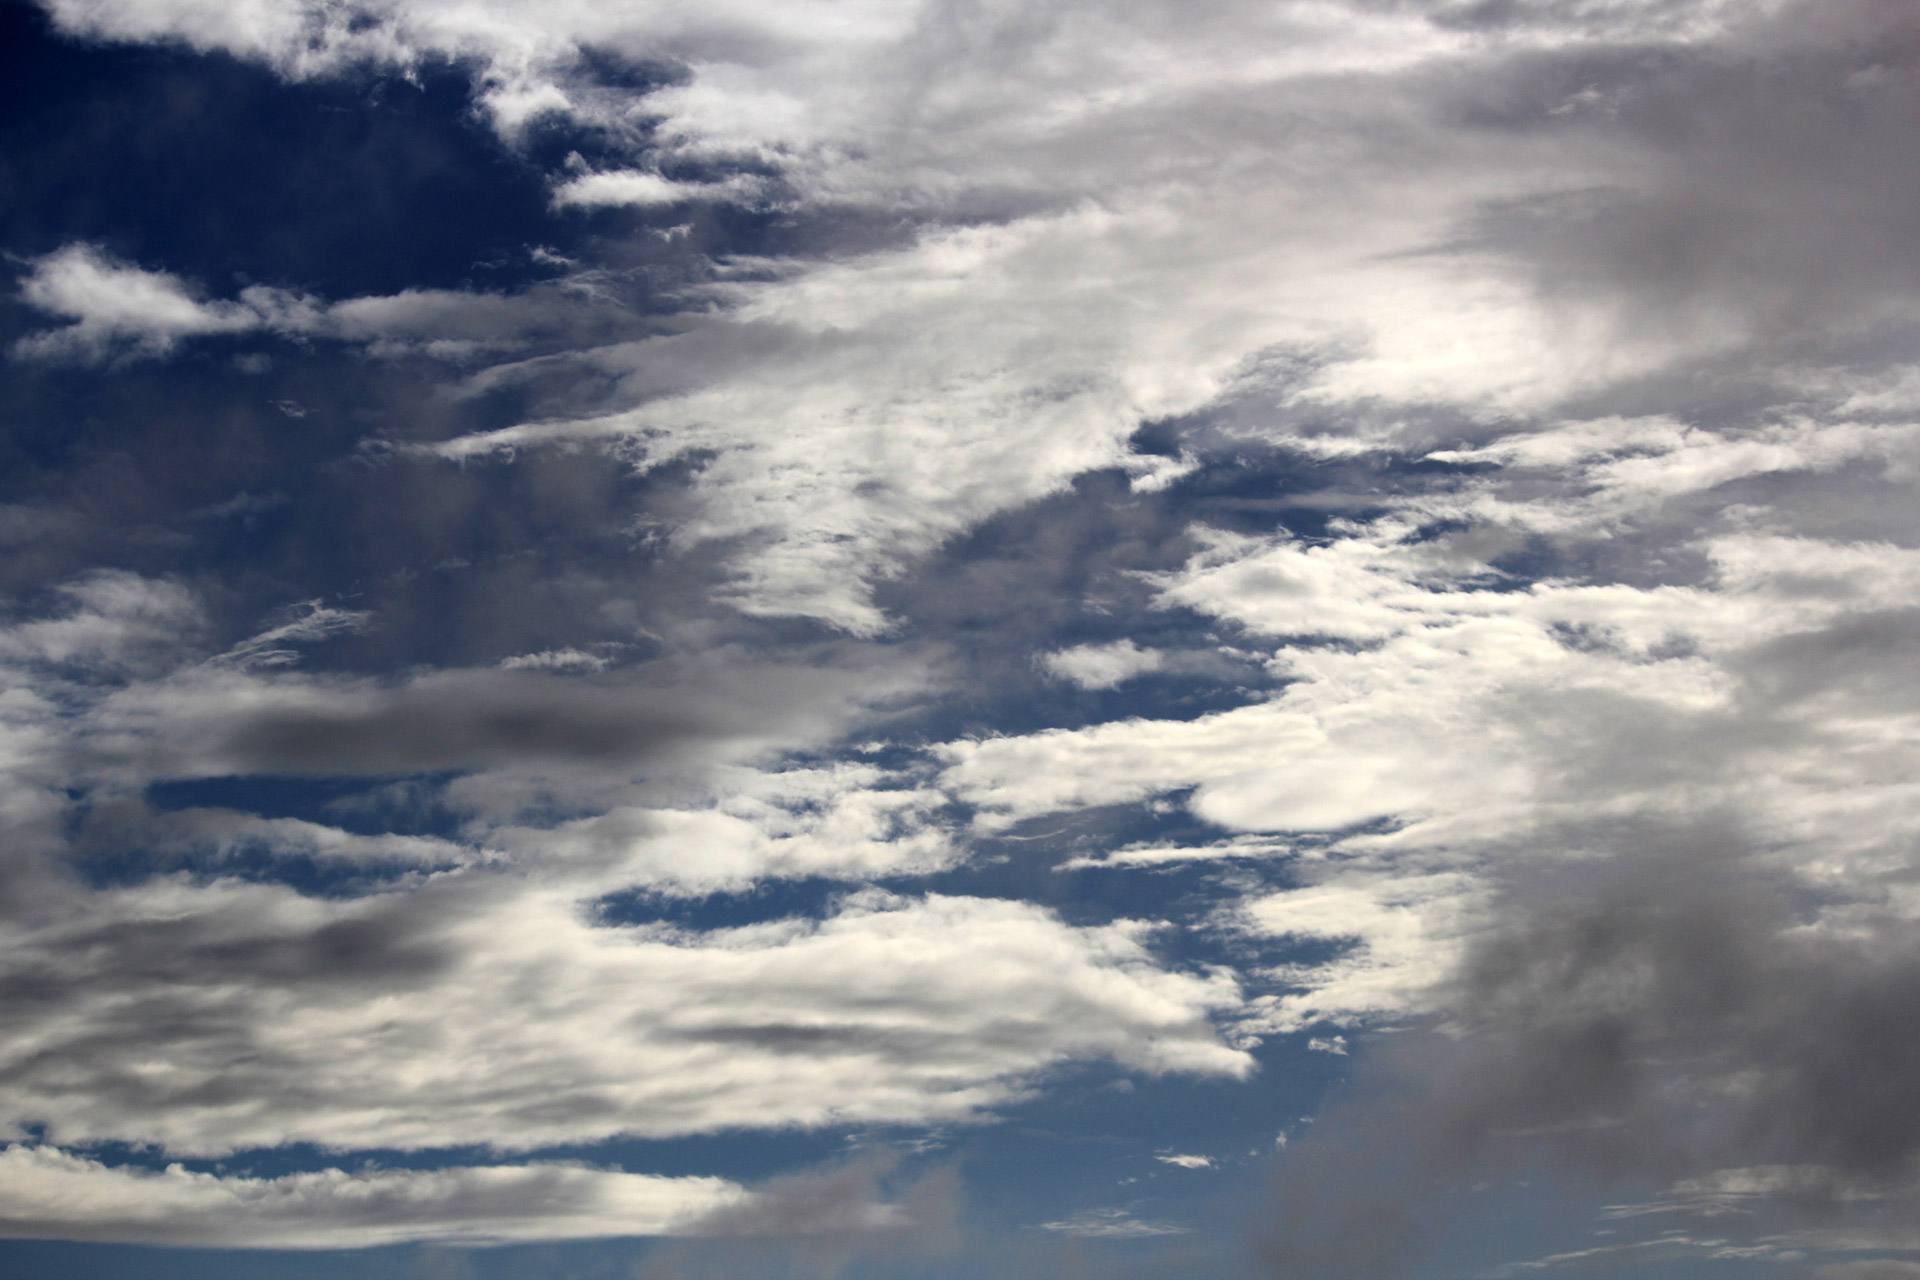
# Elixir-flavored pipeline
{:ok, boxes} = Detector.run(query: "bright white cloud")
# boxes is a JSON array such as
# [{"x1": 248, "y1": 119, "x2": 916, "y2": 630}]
[
  {"x1": 33, "y1": 1, "x2": 1785, "y2": 189},
  {"x1": 552, "y1": 169, "x2": 764, "y2": 208},
  {"x1": 10, "y1": 244, "x2": 268, "y2": 360},
  {"x1": 0, "y1": 1146, "x2": 744, "y2": 1247},
  {"x1": 1040, "y1": 640, "x2": 1164, "y2": 690},
  {"x1": 1155, "y1": 1153, "x2": 1213, "y2": 1169},
  {"x1": 947, "y1": 495, "x2": 1920, "y2": 854},
  {"x1": 11, "y1": 244, "x2": 640, "y2": 365},
  {"x1": 943, "y1": 400, "x2": 1920, "y2": 1034},
  {"x1": 0, "y1": 878, "x2": 1249, "y2": 1155},
  {"x1": 1240, "y1": 873, "x2": 1486, "y2": 1033},
  {"x1": 488, "y1": 763, "x2": 959, "y2": 892},
  {"x1": 499, "y1": 647, "x2": 611, "y2": 672},
  {"x1": 1056, "y1": 835, "x2": 1291, "y2": 871}
]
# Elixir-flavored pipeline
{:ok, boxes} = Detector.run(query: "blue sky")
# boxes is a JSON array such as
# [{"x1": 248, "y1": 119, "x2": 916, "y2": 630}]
[{"x1": 3, "y1": 1, "x2": 1920, "y2": 1276}]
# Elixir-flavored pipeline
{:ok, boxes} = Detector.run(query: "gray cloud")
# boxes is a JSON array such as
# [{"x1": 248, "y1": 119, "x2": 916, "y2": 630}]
[
  {"x1": 1442, "y1": 0, "x2": 1920, "y2": 388},
  {"x1": 643, "y1": 1154, "x2": 961, "y2": 1280},
  {"x1": 685, "y1": 1153, "x2": 953, "y2": 1239},
  {"x1": 1252, "y1": 821, "x2": 1920, "y2": 1277},
  {"x1": 1814, "y1": 1264, "x2": 1920, "y2": 1280},
  {"x1": 207, "y1": 670, "x2": 723, "y2": 774},
  {"x1": 57, "y1": 635, "x2": 923, "y2": 795},
  {"x1": 1430, "y1": 832, "x2": 1920, "y2": 1183}
]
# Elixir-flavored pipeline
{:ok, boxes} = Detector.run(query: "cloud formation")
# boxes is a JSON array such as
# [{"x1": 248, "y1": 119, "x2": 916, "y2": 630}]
[
  {"x1": 8, "y1": 0, "x2": 1920, "y2": 1266},
  {"x1": 12, "y1": 243, "x2": 644, "y2": 364},
  {"x1": 0, "y1": 876, "x2": 1248, "y2": 1155},
  {"x1": 0, "y1": 1146, "x2": 743, "y2": 1247}
]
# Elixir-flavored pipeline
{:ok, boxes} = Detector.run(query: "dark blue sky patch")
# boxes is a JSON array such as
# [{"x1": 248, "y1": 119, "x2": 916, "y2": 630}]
[
  {"x1": 1181, "y1": 446, "x2": 1489, "y2": 542},
  {"x1": 67, "y1": 837, "x2": 445, "y2": 898},
  {"x1": 594, "y1": 876, "x2": 853, "y2": 931},
  {"x1": 146, "y1": 775, "x2": 469, "y2": 839},
  {"x1": 581, "y1": 816, "x2": 1337, "y2": 991},
  {"x1": 0, "y1": 348, "x2": 716, "y2": 667},
  {"x1": 934, "y1": 1043, "x2": 1355, "y2": 1274},
  {"x1": 0, "y1": 350, "x2": 588, "y2": 633},
  {"x1": 0, "y1": 4, "x2": 560, "y2": 299},
  {"x1": 873, "y1": 471, "x2": 1279, "y2": 743},
  {"x1": 511, "y1": 1129, "x2": 859, "y2": 1189},
  {"x1": 590, "y1": 853, "x2": 1324, "y2": 975}
]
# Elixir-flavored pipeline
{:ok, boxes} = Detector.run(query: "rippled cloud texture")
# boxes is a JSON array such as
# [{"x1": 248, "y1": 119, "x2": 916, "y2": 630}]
[{"x1": 3, "y1": 1, "x2": 1919, "y2": 1276}]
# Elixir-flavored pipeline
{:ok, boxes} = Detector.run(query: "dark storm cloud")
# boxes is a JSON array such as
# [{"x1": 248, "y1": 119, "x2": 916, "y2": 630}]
[
  {"x1": 208, "y1": 670, "x2": 723, "y2": 775},
  {"x1": 686, "y1": 1154, "x2": 952, "y2": 1239},
  {"x1": 82, "y1": 653, "x2": 911, "y2": 791},
  {"x1": 1732, "y1": 607, "x2": 1920, "y2": 713},
  {"x1": 1426, "y1": 832, "x2": 1920, "y2": 1183},
  {"x1": 1254, "y1": 822, "x2": 1920, "y2": 1278},
  {"x1": 643, "y1": 1155, "x2": 960, "y2": 1280},
  {"x1": 1443, "y1": 0, "x2": 1920, "y2": 374}
]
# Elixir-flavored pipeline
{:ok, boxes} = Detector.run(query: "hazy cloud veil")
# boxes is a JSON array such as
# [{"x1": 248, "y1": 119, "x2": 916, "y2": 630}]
[{"x1": 2, "y1": 0, "x2": 1919, "y2": 1276}]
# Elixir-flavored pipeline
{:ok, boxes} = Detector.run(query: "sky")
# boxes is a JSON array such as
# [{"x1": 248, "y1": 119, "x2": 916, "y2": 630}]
[{"x1": 2, "y1": 0, "x2": 1920, "y2": 1276}]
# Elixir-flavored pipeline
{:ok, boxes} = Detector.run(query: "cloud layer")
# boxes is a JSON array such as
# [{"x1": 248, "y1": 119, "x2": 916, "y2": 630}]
[{"x1": 7, "y1": 0, "x2": 1920, "y2": 1266}]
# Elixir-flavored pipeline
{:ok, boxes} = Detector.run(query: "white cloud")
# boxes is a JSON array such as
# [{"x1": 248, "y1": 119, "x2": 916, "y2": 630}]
[
  {"x1": 1155, "y1": 1153, "x2": 1213, "y2": 1169},
  {"x1": 552, "y1": 170, "x2": 765, "y2": 208},
  {"x1": 0, "y1": 580, "x2": 1248, "y2": 1160},
  {"x1": 11, "y1": 244, "x2": 271, "y2": 360},
  {"x1": 1038, "y1": 1207, "x2": 1190, "y2": 1237},
  {"x1": 35, "y1": 2, "x2": 1910, "y2": 630},
  {"x1": 941, "y1": 399, "x2": 1920, "y2": 1036},
  {"x1": 0, "y1": 571, "x2": 203, "y2": 673},
  {"x1": 34, "y1": 1, "x2": 1783, "y2": 193},
  {"x1": 0, "y1": 879, "x2": 1249, "y2": 1155},
  {"x1": 35, "y1": 0, "x2": 1842, "y2": 628},
  {"x1": 488, "y1": 762, "x2": 959, "y2": 892},
  {"x1": 140, "y1": 809, "x2": 471, "y2": 868},
  {"x1": 945, "y1": 506, "x2": 1920, "y2": 852},
  {"x1": 1239, "y1": 873, "x2": 1486, "y2": 1033},
  {"x1": 0, "y1": 1145, "x2": 743, "y2": 1247},
  {"x1": 212, "y1": 603, "x2": 371, "y2": 671},
  {"x1": 11, "y1": 245, "x2": 635, "y2": 365},
  {"x1": 1040, "y1": 639, "x2": 1163, "y2": 690},
  {"x1": 1056, "y1": 835, "x2": 1291, "y2": 871},
  {"x1": 499, "y1": 647, "x2": 611, "y2": 672}
]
